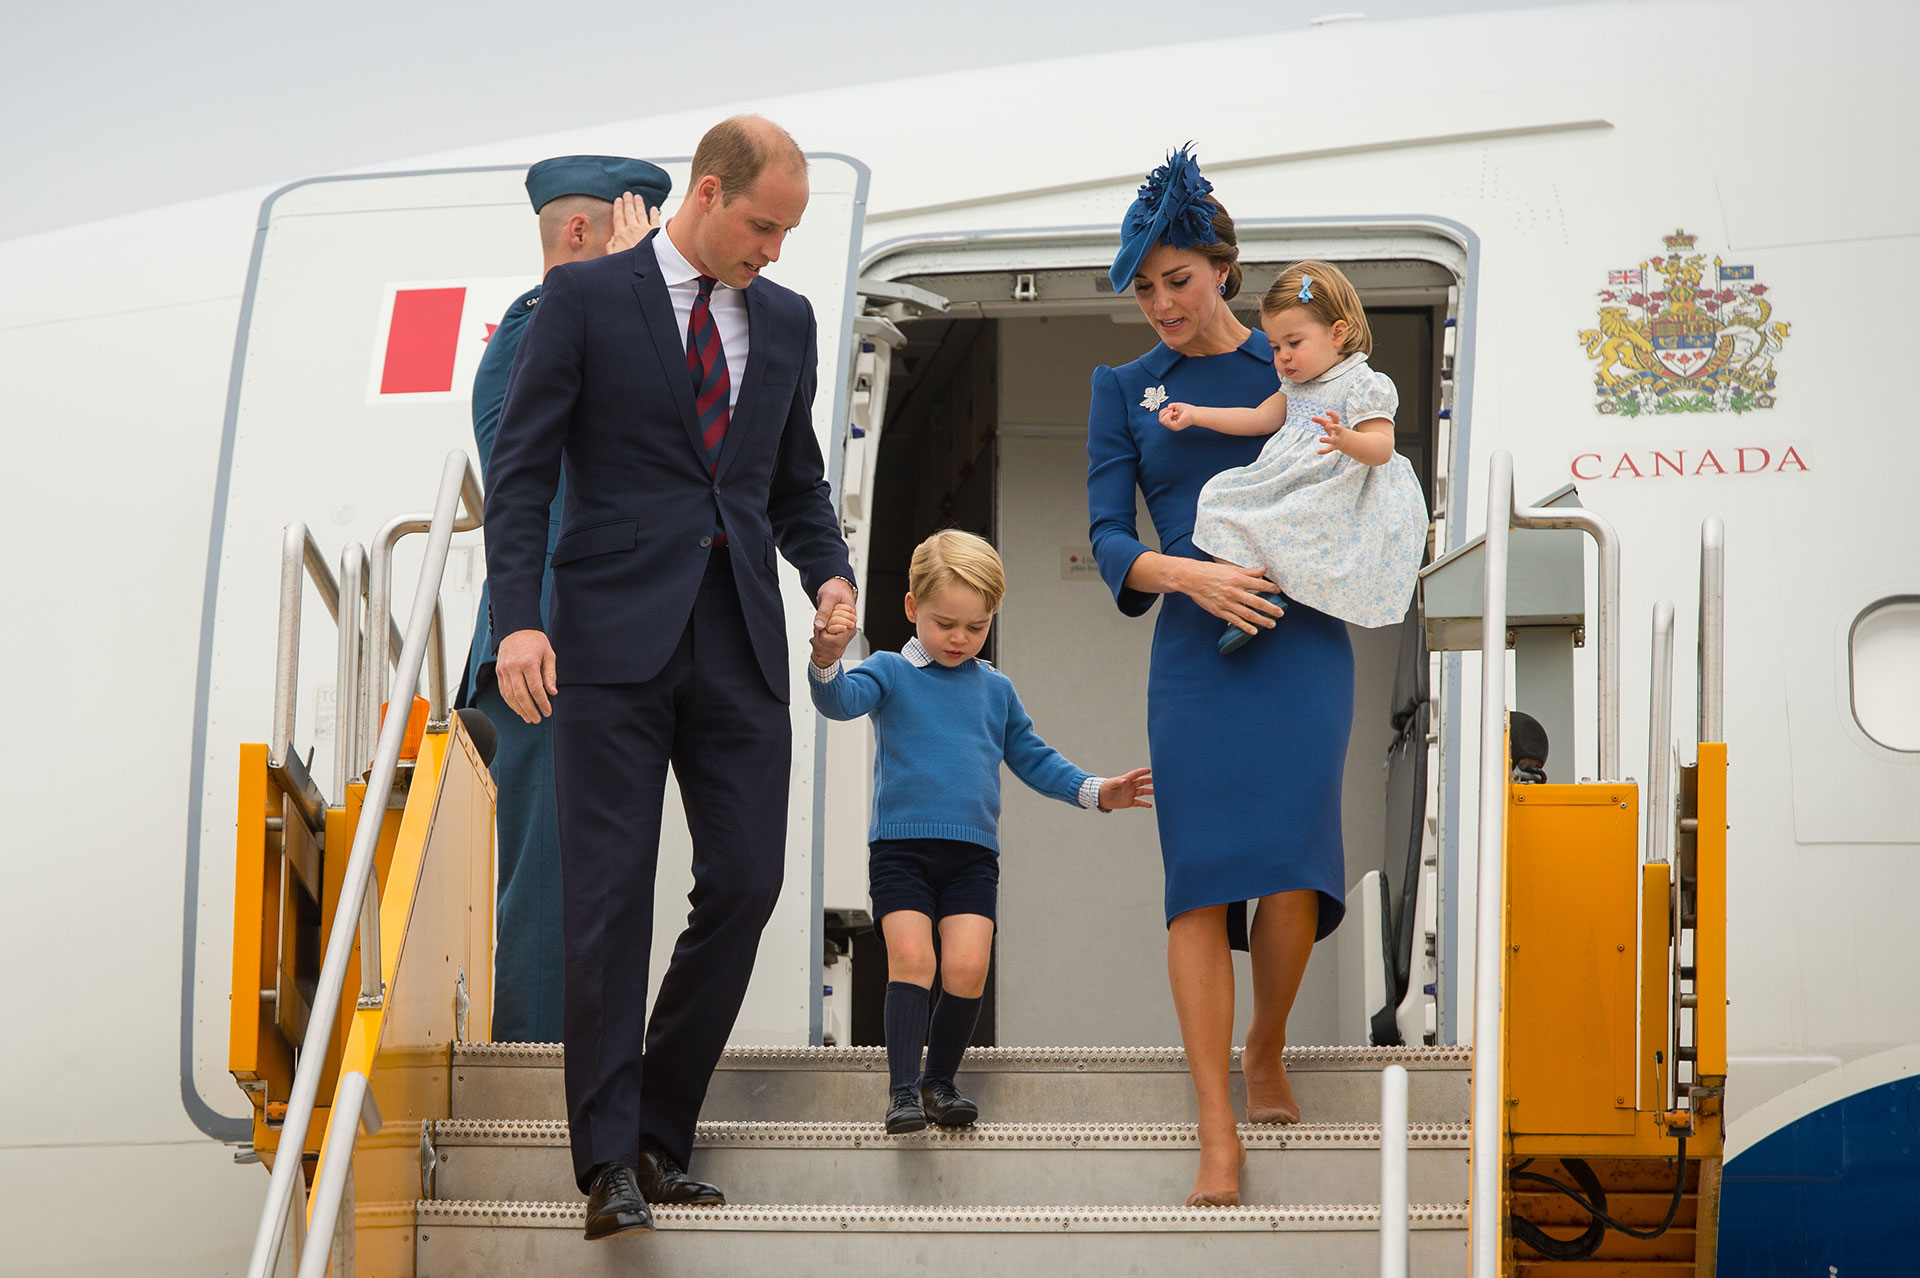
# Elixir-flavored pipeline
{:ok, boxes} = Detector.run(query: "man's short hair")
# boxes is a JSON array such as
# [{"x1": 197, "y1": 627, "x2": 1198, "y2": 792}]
[
  {"x1": 691, "y1": 116, "x2": 806, "y2": 205},
  {"x1": 537, "y1": 194, "x2": 612, "y2": 251}
]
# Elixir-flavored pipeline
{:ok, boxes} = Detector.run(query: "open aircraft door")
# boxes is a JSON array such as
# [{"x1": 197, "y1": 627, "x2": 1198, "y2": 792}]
[{"x1": 187, "y1": 156, "x2": 874, "y2": 1133}]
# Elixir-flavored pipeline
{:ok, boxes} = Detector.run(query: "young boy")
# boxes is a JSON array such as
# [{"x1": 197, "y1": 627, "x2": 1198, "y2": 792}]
[{"x1": 809, "y1": 530, "x2": 1153, "y2": 1134}]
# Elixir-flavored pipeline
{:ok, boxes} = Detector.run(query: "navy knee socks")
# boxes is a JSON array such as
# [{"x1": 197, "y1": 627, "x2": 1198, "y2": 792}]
[
  {"x1": 883, "y1": 981, "x2": 931, "y2": 1090},
  {"x1": 922, "y1": 991, "x2": 983, "y2": 1085}
]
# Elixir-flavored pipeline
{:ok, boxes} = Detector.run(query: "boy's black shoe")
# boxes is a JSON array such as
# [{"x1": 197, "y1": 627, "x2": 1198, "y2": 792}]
[
  {"x1": 583, "y1": 1163, "x2": 654, "y2": 1240},
  {"x1": 920, "y1": 1077, "x2": 980, "y2": 1127},
  {"x1": 885, "y1": 1084, "x2": 928, "y2": 1134}
]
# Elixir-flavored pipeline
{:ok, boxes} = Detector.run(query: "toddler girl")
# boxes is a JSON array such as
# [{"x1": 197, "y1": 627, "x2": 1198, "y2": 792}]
[{"x1": 1158, "y1": 260, "x2": 1428, "y2": 650}]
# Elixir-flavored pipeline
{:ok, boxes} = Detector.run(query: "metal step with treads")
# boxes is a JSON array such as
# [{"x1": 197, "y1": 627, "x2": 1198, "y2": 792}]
[{"x1": 415, "y1": 1043, "x2": 1472, "y2": 1275}]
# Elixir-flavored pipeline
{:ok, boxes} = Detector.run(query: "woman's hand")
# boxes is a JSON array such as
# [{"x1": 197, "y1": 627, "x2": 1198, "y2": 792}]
[
  {"x1": 1180, "y1": 560, "x2": 1284, "y2": 636},
  {"x1": 1158, "y1": 402, "x2": 1198, "y2": 431},
  {"x1": 1099, "y1": 766, "x2": 1155, "y2": 811}
]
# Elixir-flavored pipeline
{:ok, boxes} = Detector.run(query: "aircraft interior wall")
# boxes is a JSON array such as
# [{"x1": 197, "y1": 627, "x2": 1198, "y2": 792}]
[
  {"x1": 846, "y1": 272, "x2": 1444, "y2": 1050},
  {"x1": 845, "y1": 314, "x2": 1002, "y2": 1047}
]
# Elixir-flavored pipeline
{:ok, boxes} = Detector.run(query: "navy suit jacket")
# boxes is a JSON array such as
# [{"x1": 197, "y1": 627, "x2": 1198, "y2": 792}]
[{"x1": 484, "y1": 230, "x2": 852, "y2": 701}]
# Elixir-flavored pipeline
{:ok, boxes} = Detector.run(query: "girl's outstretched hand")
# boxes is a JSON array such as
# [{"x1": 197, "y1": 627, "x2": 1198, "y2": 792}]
[
  {"x1": 1158, "y1": 402, "x2": 1197, "y2": 431},
  {"x1": 1313, "y1": 409, "x2": 1348, "y2": 455},
  {"x1": 1099, "y1": 767, "x2": 1155, "y2": 811}
]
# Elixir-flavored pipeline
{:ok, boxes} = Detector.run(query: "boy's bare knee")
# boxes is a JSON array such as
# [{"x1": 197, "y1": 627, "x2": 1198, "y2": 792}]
[{"x1": 940, "y1": 966, "x2": 988, "y2": 999}]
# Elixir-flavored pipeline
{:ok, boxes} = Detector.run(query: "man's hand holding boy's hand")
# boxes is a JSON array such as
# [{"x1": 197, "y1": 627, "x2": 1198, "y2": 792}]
[
  {"x1": 1098, "y1": 766, "x2": 1155, "y2": 811},
  {"x1": 810, "y1": 603, "x2": 860, "y2": 669}
]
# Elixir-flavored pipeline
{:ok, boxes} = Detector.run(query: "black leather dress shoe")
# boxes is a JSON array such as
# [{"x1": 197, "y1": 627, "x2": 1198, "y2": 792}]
[
  {"x1": 636, "y1": 1147, "x2": 727, "y2": 1205},
  {"x1": 920, "y1": 1077, "x2": 980, "y2": 1127},
  {"x1": 885, "y1": 1084, "x2": 928, "y2": 1134},
  {"x1": 584, "y1": 1164, "x2": 654, "y2": 1240}
]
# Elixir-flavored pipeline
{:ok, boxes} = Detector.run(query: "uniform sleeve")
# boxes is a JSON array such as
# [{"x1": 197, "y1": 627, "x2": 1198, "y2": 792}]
[
  {"x1": 1345, "y1": 366, "x2": 1399, "y2": 428},
  {"x1": 808, "y1": 652, "x2": 896, "y2": 722},
  {"x1": 1000, "y1": 682, "x2": 1095, "y2": 806},
  {"x1": 1086, "y1": 365, "x2": 1157, "y2": 617}
]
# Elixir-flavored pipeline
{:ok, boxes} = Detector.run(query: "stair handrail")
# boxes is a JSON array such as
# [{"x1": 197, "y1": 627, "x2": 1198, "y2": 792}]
[
  {"x1": 1468, "y1": 451, "x2": 1622, "y2": 1278},
  {"x1": 1698, "y1": 516, "x2": 1725, "y2": 747},
  {"x1": 296, "y1": 1070, "x2": 382, "y2": 1278},
  {"x1": 363, "y1": 466, "x2": 484, "y2": 761},
  {"x1": 244, "y1": 450, "x2": 482, "y2": 1278}
]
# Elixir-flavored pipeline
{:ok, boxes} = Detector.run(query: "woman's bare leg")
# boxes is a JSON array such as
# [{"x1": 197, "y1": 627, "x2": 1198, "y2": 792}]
[
  {"x1": 1167, "y1": 904, "x2": 1245, "y2": 1205},
  {"x1": 1243, "y1": 890, "x2": 1319, "y2": 1123}
]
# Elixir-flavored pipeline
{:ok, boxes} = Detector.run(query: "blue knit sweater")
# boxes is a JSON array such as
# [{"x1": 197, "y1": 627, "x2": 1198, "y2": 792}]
[{"x1": 810, "y1": 647, "x2": 1093, "y2": 853}]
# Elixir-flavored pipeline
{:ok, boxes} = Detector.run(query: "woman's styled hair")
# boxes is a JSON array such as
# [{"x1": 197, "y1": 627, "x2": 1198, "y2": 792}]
[
  {"x1": 1262, "y1": 260, "x2": 1372, "y2": 356},
  {"x1": 908, "y1": 529, "x2": 1007, "y2": 613},
  {"x1": 1194, "y1": 198, "x2": 1244, "y2": 301}
]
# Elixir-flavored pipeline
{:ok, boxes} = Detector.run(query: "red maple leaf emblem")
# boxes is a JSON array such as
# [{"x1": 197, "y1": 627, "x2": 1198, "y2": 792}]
[{"x1": 1750, "y1": 284, "x2": 1769, "y2": 296}]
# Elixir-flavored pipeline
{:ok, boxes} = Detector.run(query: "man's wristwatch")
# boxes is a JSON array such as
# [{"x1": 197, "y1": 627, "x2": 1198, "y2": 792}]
[{"x1": 828, "y1": 575, "x2": 858, "y2": 601}]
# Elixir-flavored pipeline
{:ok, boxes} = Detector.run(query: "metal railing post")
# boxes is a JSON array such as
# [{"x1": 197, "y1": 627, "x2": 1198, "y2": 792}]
[
  {"x1": 1380, "y1": 1064, "x2": 1410, "y2": 1278},
  {"x1": 1698, "y1": 516, "x2": 1724, "y2": 747},
  {"x1": 244, "y1": 451, "x2": 476, "y2": 1278},
  {"x1": 1647, "y1": 600, "x2": 1675, "y2": 865},
  {"x1": 333, "y1": 544, "x2": 367, "y2": 790},
  {"x1": 1509, "y1": 497, "x2": 1622, "y2": 781},
  {"x1": 1468, "y1": 452, "x2": 1515, "y2": 1278},
  {"x1": 272, "y1": 522, "x2": 342, "y2": 768}
]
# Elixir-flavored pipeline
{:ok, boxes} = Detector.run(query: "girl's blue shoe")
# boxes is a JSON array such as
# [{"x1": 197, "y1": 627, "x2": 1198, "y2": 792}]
[{"x1": 1218, "y1": 593, "x2": 1286, "y2": 655}]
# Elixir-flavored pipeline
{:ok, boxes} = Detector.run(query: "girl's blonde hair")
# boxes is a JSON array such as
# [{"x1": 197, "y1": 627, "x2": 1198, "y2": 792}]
[
  {"x1": 908, "y1": 529, "x2": 1006, "y2": 613},
  {"x1": 1261, "y1": 260, "x2": 1372, "y2": 356}
]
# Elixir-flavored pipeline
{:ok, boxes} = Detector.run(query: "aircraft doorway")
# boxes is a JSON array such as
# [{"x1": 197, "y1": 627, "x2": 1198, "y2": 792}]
[{"x1": 851, "y1": 246, "x2": 1452, "y2": 1052}]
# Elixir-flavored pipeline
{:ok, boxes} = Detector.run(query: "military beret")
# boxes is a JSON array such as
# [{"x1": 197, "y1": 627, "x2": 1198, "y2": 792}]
[{"x1": 524, "y1": 155, "x2": 672, "y2": 213}]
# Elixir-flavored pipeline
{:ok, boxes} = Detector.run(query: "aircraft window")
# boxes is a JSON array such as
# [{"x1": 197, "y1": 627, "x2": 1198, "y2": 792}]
[{"x1": 1850, "y1": 597, "x2": 1920, "y2": 751}]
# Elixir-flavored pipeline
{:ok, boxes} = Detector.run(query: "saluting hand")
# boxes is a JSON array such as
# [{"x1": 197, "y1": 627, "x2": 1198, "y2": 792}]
[
  {"x1": 1099, "y1": 767, "x2": 1155, "y2": 811},
  {"x1": 607, "y1": 193, "x2": 663, "y2": 255}
]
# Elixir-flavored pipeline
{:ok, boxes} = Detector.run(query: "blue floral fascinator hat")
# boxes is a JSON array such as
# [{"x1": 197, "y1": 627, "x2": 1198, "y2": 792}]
[{"x1": 1109, "y1": 143, "x2": 1218, "y2": 293}]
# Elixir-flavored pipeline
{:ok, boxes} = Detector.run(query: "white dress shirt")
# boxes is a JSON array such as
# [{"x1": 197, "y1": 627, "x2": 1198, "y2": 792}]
[{"x1": 651, "y1": 222, "x2": 748, "y2": 409}]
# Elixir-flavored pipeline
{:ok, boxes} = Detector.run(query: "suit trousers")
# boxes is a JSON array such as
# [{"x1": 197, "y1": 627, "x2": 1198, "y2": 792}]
[
  {"x1": 552, "y1": 547, "x2": 790, "y2": 1189},
  {"x1": 473, "y1": 678, "x2": 564, "y2": 1044}
]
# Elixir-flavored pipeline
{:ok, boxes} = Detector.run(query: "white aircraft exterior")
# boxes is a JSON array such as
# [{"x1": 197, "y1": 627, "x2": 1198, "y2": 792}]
[{"x1": 2, "y1": 1, "x2": 1914, "y2": 1272}]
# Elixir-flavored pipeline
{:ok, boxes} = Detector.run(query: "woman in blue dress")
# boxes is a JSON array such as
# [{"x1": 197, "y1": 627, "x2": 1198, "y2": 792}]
[{"x1": 1086, "y1": 148, "x2": 1353, "y2": 1207}]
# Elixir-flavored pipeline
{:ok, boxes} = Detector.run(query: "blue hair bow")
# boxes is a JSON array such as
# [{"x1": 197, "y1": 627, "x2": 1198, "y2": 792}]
[
  {"x1": 1298, "y1": 275, "x2": 1314, "y2": 303},
  {"x1": 1109, "y1": 143, "x2": 1218, "y2": 293}
]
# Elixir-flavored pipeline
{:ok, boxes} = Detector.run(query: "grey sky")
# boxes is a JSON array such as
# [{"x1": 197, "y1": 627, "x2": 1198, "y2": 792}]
[{"x1": 2, "y1": 0, "x2": 1588, "y2": 244}]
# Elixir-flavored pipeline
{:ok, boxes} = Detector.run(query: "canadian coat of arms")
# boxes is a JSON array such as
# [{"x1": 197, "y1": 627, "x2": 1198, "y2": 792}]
[{"x1": 1579, "y1": 229, "x2": 1790, "y2": 416}]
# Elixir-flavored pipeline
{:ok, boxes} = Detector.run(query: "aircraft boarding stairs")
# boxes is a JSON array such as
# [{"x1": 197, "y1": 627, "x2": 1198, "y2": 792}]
[{"x1": 229, "y1": 451, "x2": 1727, "y2": 1277}]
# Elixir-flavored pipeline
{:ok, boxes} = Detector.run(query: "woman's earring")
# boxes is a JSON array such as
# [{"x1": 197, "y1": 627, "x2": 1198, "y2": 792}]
[{"x1": 1217, "y1": 283, "x2": 1226, "y2": 295}]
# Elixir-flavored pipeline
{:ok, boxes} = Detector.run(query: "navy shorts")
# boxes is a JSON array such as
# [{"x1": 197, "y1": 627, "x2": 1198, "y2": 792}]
[{"x1": 868, "y1": 838, "x2": 999, "y2": 924}]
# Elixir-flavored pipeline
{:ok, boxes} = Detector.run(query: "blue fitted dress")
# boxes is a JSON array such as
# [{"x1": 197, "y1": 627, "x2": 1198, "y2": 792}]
[{"x1": 1087, "y1": 329, "x2": 1351, "y2": 944}]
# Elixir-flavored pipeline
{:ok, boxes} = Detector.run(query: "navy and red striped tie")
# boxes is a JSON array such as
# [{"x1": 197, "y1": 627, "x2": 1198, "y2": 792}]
[{"x1": 687, "y1": 275, "x2": 730, "y2": 475}]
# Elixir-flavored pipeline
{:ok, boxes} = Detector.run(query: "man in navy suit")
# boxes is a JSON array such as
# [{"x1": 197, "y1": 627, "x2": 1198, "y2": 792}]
[{"x1": 483, "y1": 115, "x2": 856, "y2": 1240}]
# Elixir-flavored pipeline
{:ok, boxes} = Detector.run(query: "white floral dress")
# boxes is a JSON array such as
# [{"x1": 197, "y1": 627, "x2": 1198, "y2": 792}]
[{"x1": 1191, "y1": 352, "x2": 1428, "y2": 629}]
